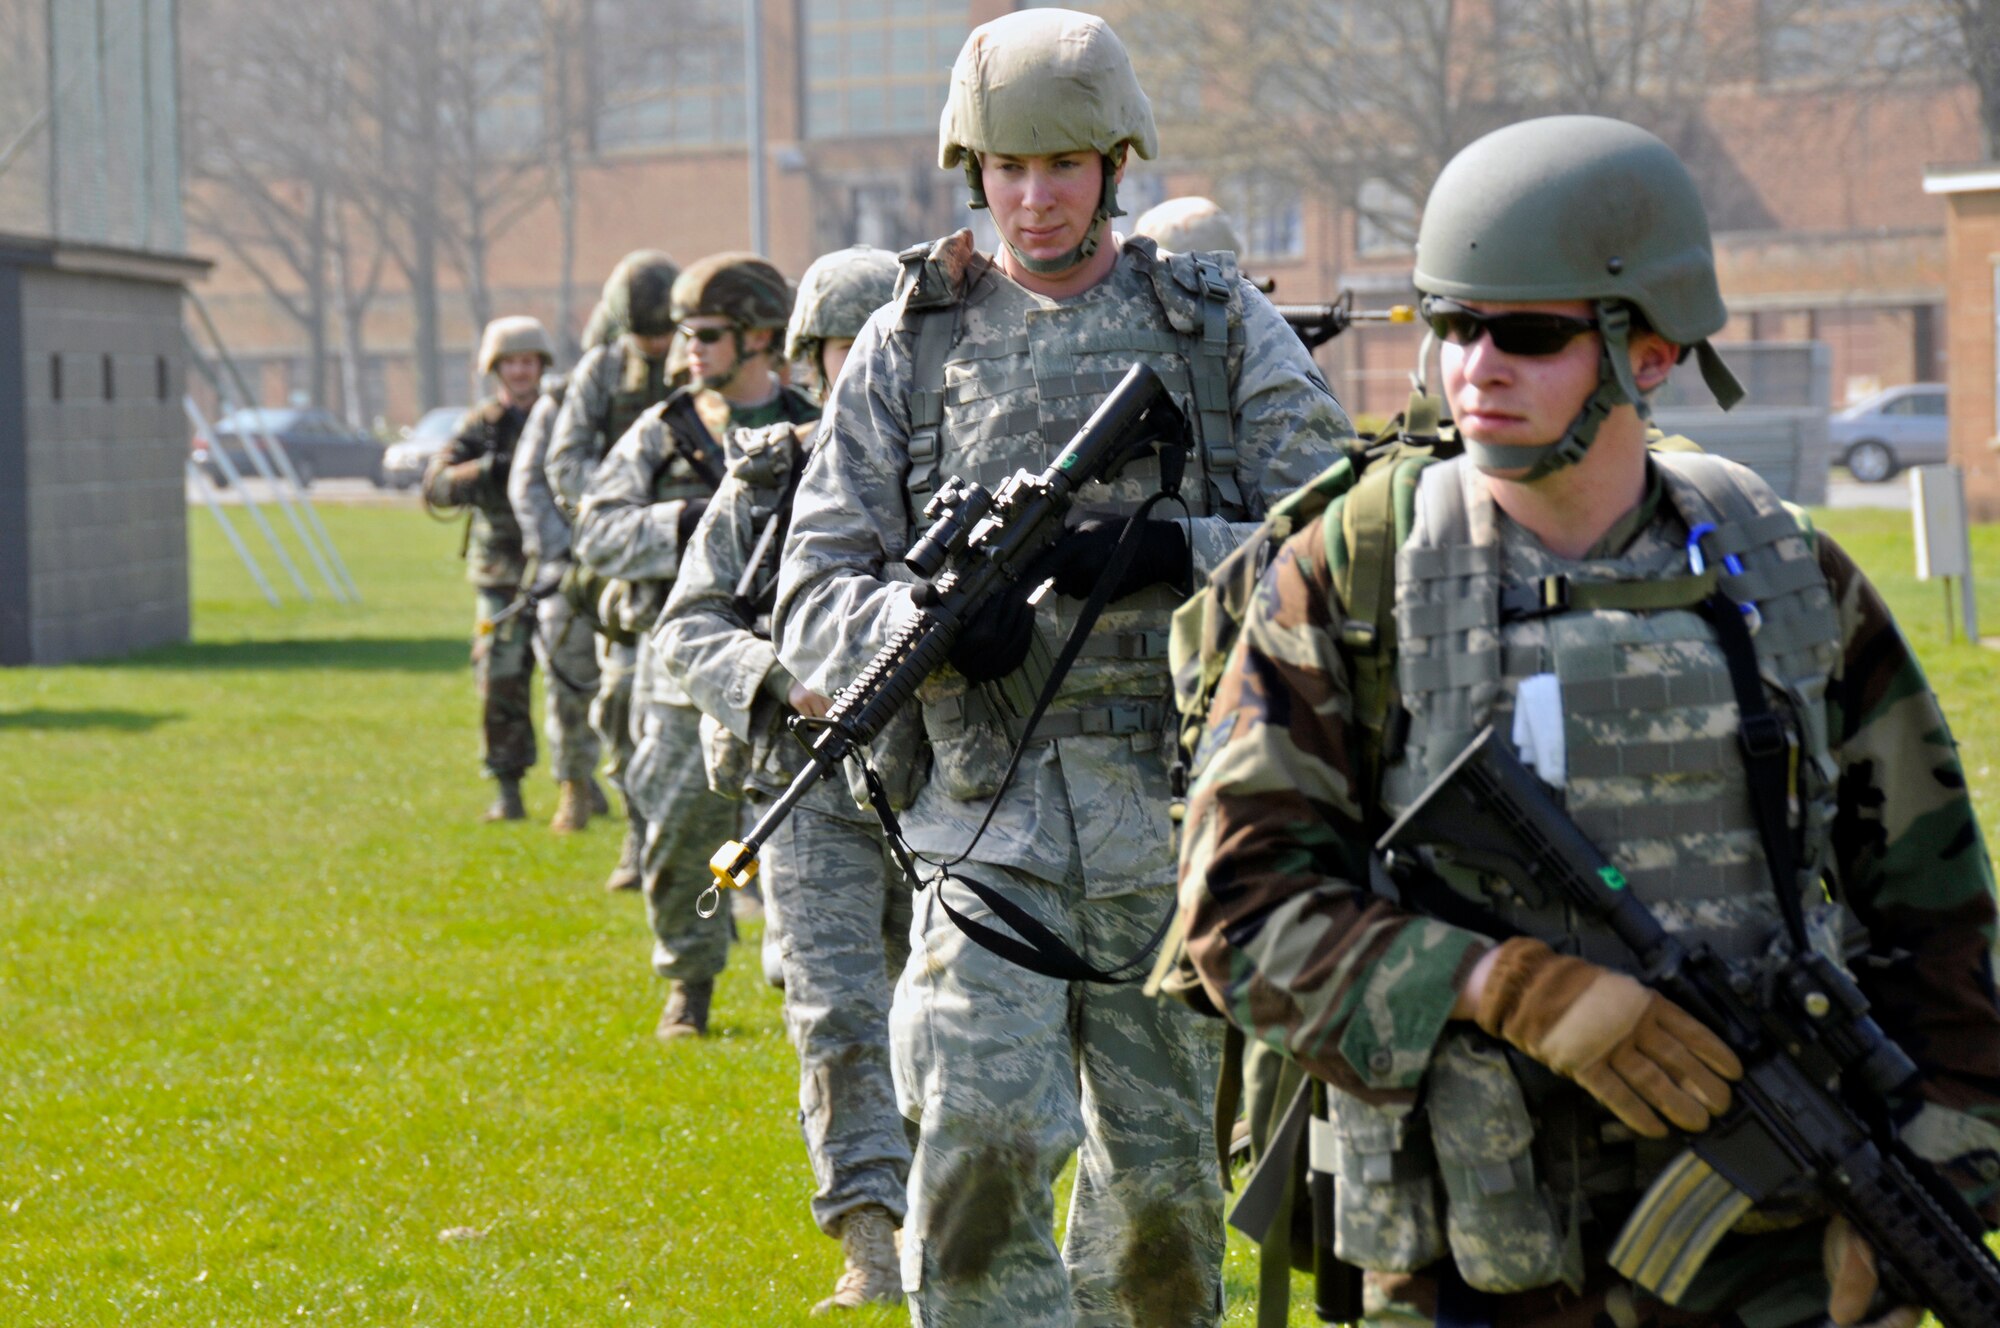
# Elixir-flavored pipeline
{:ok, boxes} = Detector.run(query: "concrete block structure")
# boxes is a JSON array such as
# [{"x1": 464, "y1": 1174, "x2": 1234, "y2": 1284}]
[{"x1": 0, "y1": 239, "x2": 209, "y2": 664}]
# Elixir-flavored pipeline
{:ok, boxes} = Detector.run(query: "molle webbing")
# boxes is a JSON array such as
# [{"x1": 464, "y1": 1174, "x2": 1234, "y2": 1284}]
[
  {"x1": 905, "y1": 304, "x2": 954, "y2": 505},
  {"x1": 1187, "y1": 256, "x2": 1240, "y2": 511}
]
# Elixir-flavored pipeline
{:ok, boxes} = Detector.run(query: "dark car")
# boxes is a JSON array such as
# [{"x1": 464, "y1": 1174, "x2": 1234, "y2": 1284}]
[{"x1": 194, "y1": 407, "x2": 386, "y2": 487}]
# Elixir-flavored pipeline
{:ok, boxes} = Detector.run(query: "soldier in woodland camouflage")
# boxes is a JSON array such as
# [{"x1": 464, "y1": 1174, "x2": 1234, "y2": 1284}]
[
  {"x1": 656, "y1": 243, "x2": 910, "y2": 1314},
  {"x1": 548, "y1": 251, "x2": 682, "y2": 891},
  {"x1": 424, "y1": 315, "x2": 553, "y2": 822},
  {"x1": 509, "y1": 358, "x2": 609, "y2": 834},
  {"x1": 772, "y1": 12, "x2": 1353, "y2": 1324},
  {"x1": 577, "y1": 252, "x2": 818, "y2": 1041},
  {"x1": 1175, "y1": 117, "x2": 2000, "y2": 1327}
]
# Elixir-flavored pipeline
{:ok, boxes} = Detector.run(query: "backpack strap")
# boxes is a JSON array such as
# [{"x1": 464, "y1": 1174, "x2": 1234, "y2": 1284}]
[{"x1": 893, "y1": 237, "x2": 966, "y2": 512}]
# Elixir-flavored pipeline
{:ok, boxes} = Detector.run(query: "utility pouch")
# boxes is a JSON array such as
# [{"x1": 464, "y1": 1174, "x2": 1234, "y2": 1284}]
[
  {"x1": 1429, "y1": 1032, "x2": 1575, "y2": 1293},
  {"x1": 1323, "y1": 1086, "x2": 1446, "y2": 1271},
  {"x1": 699, "y1": 711, "x2": 751, "y2": 800}
]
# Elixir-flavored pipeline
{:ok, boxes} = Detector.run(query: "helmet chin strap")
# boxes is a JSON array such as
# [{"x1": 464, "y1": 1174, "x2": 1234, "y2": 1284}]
[
  {"x1": 966, "y1": 152, "x2": 1126, "y2": 279},
  {"x1": 1465, "y1": 301, "x2": 1646, "y2": 483}
]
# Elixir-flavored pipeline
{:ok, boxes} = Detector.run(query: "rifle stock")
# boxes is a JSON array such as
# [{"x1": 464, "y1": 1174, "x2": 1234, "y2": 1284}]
[{"x1": 1377, "y1": 727, "x2": 2000, "y2": 1325}]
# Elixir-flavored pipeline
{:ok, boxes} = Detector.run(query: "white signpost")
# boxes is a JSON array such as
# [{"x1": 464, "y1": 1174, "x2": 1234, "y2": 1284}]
[{"x1": 1911, "y1": 465, "x2": 1979, "y2": 643}]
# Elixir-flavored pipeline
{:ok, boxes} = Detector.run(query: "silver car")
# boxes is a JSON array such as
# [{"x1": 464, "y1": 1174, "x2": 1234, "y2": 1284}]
[
  {"x1": 381, "y1": 406, "x2": 468, "y2": 490},
  {"x1": 1828, "y1": 383, "x2": 1948, "y2": 483}
]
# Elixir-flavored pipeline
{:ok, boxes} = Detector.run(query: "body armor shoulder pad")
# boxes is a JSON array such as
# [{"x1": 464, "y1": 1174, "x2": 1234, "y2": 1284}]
[
  {"x1": 1147, "y1": 242, "x2": 1244, "y2": 338},
  {"x1": 894, "y1": 229, "x2": 978, "y2": 316}
]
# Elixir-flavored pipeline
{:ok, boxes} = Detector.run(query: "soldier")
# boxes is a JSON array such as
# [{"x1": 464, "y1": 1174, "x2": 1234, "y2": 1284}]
[
  {"x1": 655, "y1": 244, "x2": 910, "y2": 1314},
  {"x1": 548, "y1": 251, "x2": 682, "y2": 892},
  {"x1": 1176, "y1": 116, "x2": 2000, "y2": 1327},
  {"x1": 423, "y1": 315, "x2": 553, "y2": 823},
  {"x1": 1129, "y1": 196, "x2": 1242, "y2": 258},
  {"x1": 576, "y1": 252, "x2": 819, "y2": 1041},
  {"x1": 509, "y1": 351, "x2": 610, "y2": 834},
  {"x1": 771, "y1": 10, "x2": 1353, "y2": 1324}
]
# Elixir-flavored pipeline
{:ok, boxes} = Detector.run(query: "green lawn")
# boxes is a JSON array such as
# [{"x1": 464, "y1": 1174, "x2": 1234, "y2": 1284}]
[{"x1": 1, "y1": 502, "x2": 1994, "y2": 1326}]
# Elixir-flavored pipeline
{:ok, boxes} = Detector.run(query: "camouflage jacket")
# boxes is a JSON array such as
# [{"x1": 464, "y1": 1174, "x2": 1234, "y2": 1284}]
[
  {"x1": 772, "y1": 232, "x2": 1353, "y2": 890},
  {"x1": 1177, "y1": 464, "x2": 2000, "y2": 1148},
  {"x1": 507, "y1": 387, "x2": 569, "y2": 567},
  {"x1": 656, "y1": 421, "x2": 854, "y2": 804},
  {"x1": 423, "y1": 395, "x2": 528, "y2": 588},
  {"x1": 546, "y1": 336, "x2": 669, "y2": 521}
]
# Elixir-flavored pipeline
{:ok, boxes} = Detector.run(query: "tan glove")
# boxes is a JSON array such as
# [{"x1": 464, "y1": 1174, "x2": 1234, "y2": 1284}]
[
  {"x1": 1472, "y1": 936, "x2": 1743, "y2": 1139},
  {"x1": 1822, "y1": 1216, "x2": 1923, "y2": 1328}
]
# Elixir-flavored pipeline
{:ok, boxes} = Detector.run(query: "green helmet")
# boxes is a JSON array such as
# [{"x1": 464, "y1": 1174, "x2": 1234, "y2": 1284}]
[
  {"x1": 939, "y1": 8, "x2": 1157, "y2": 275},
  {"x1": 785, "y1": 245, "x2": 900, "y2": 366},
  {"x1": 604, "y1": 249, "x2": 680, "y2": 338},
  {"x1": 1414, "y1": 115, "x2": 1743, "y2": 480},
  {"x1": 671, "y1": 252, "x2": 793, "y2": 330},
  {"x1": 1130, "y1": 196, "x2": 1241, "y2": 256}
]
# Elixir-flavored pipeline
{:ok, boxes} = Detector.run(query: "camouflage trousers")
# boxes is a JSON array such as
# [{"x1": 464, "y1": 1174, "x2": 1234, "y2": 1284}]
[
  {"x1": 592, "y1": 636, "x2": 637, "y2": 789},
  {"x1": 756, "y1": 778, "x2": 915, "y2": 1233},
  {"x1": 533, "y1": 593, "x2": 600, "y2": 782},
  {"x1": 473, "y1": 587, "x2": 536, "y2": 780},
  {"x1": 627, "y1": 700, "x2": 737, "y2": 984},
  {"x1": 892, "y1": 866, "x2": 1226, "y2": 1328}
]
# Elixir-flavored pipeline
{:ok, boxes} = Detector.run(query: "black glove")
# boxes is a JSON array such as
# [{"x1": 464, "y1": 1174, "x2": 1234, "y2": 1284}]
[
  {"x1": 939, "y1": 582, "x2": 1038, "y2": 683},
  {"x1": 1029, "y1": 517, "x2": 1191, "y2": 602},
  {"x1": 675, "y1": 497, "x2": 711, "y2": 545}
]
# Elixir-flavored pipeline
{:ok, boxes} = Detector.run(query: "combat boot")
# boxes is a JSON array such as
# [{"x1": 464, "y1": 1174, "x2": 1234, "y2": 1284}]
[
  {"x1": 483, "y1": 777, "x2": 526, "y2": 823},
  {"x1": 586, "y1": 778, "x2": 610, "y2": 816},
  {"x1": 550, "y1": 778, "x2": 592, "y2": 834},
  {"x1": 655, "y1": 978, "x2": 712, "y2": 1041},
  {"x1": 811, "y1": 1205, "x2": 901, "y2": 1314},
  {"x1": 603, "y1": 821, "x2": 642, "y2": 892}
]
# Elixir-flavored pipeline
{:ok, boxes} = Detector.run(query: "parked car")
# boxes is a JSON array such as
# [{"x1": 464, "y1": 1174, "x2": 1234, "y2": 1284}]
[
  {"x1": 194, "y1": 407, "x2": 386, "y2": 487},
  {"x1": 1828, "y1": 383, "x2": 1948, "y2": 483},
  {"x1": 381, "y1": 406, "x2": 469, "y2": 490}
]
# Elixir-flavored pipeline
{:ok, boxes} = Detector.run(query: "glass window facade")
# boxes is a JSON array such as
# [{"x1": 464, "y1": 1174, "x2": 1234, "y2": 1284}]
[
  {"x1": 592, "y1": 0, "x2": 746, "y2": 149},
  {"x1": 803, "y1": 0, "x2": 966, "y2": 140}
]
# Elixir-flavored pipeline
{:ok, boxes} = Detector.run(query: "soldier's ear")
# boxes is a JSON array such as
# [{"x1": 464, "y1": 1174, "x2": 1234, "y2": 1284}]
[{"x1": 1629, "y1": 331, "x2": 1678, "y2": 395}]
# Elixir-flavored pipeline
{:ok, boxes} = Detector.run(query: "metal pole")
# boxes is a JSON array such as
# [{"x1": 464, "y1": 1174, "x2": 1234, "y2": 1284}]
[
  {"x1": 745, "y1": 0, "x2": 767, "y2": 255},
  {"x1": 184, "y1": 394, "x2": 310, "y2": 599},
  {"x1": 186, "y1": 290, "x2": 362, "y2": 600},
  {"x1": 183, "y1": 333, "x2": 349, "y2": 603},
  {"x1": 186, "y1": 457, "x2": 280, "y2": 607}
]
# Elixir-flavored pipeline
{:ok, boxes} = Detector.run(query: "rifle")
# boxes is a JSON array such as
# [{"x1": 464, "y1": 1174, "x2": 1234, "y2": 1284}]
[
  {"x1": 1377, "y1": 726, "x2": 2000, "y2": 1326},
  {"x1": 1275, "y1": 291, "x2": 1418, "y2": 350},
  {"x1": 706, "y1": 361, "x2": 1191, "y2": 904}
]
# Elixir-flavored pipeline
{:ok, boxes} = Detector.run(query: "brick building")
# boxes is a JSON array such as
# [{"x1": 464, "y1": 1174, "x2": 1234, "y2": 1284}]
[{"x1": 193, "y1": 0, "x2": 1981, "y2": 426}]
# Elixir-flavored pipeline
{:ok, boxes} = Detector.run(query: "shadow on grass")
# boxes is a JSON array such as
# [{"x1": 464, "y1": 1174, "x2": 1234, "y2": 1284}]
[
  {"x1": 0, "y1": 708, "x2": 187, "y2": 732},
  {"x1": 101, "y1": 637, "x2": 468, "y2": 674}
]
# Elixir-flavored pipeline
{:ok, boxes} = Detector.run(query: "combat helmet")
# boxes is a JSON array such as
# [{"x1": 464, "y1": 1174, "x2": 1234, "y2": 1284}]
[
  {"x1": 671, "y1": 252, "x2": 793, "y2": 330},
  {"x1": 1413, "y1": 115, "x2": 1743, "y2": 481},
  {"x1": 477, "y1": 315, "x2": 554, "y2": 376},
  {"x1": 785, "y1": 245, "x2": 900, "y2": 379},
  {"x1": 603, "y1": 249, "x2": 681, "y2": 339},
  {"x1": 1131, "y1": 197, "x2": 1242, "y2": 256},
  {"x1": 939, "y1": 8, "x2": 1157, "y2": 275}
]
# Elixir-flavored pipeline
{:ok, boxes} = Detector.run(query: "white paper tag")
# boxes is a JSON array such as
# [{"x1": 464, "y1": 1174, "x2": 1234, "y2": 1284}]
[{"x1": 1511, "y1": 673, "x2": 1567, "y2": 788}]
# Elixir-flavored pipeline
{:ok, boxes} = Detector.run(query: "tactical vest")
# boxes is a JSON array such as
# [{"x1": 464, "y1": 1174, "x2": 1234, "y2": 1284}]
[
  {"x1": 606, "y1": 336, "x2": 671, "y2": 449},
  {"x1": 456, "y1": 397, "x2": 529, "y2": 586},
  {"x1": 1324, "y1": 451, "x2": 1846, "y2": 1294},
  {"x1": 889, "y1": 234, "x2": 1244, "y2": 795}
]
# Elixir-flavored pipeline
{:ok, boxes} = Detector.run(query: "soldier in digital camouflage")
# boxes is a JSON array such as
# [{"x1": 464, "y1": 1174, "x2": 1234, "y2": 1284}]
[
  {"x1": 656, "y1": 244, "x2": 912, "y2": 1314},
  {"x1": 577, "y1": 252, "x2": 819, "y2": 1041},
  {"x1": 772, "y1": 10, "x2": 1353, "y2": 1324},
  {"x1": 547, "y1": 250, "x2": 683, "y2": 892},
  {"x1": 1175, "y1": 116, "x2": 2000, "y2": 1327},
  {"x1": 423, "y1": 315, "x2": 554, "y2": 823}
]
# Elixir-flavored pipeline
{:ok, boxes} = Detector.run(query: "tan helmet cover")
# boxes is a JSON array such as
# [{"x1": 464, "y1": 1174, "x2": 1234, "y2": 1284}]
[
  {"x1": 1131, "y1": 196, "x2": 1242, "y2": 255},
  {"x1": 478, "y1": 315, "x2": 554, "y2": 376},
  {"x1": 938, "y1": 8, "x2": 1157, "y2": 170},
  {"x1": 785, "y1": 245, "x2": 901, "y2": 364}
]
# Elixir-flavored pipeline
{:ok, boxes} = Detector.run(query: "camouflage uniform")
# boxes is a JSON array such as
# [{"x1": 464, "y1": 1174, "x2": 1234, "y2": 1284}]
[
  {"x1": 425, "y1": 397, "x2": 535, "y2": 782},
  {"x1": 509, "y1": 387, "x2": 601, "y2": 783},
  {"x1": 577, "y1": 384, "x2": 819, "y2": 988},
  {"x1": 656, "y1": 419, "x2": 915, "y2": 1233},
  {"x1": 1176, "y1": 453, "x2": 2000, "y2": 1326},
  {"x1": 773, "y1": 229, "x2": 1353, "y2": 1326}
]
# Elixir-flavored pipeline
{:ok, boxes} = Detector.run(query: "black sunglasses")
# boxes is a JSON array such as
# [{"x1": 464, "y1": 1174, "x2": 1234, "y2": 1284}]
[
  {"x1": 682, "y1": 325, "x2": 733, "y2": 344},
  {"x1": 1420, "y1": 296, "x2": 1598, "y2": 357}
]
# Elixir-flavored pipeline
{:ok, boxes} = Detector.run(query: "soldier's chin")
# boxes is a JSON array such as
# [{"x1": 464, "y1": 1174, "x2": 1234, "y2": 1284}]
[{"x1": 698, "y1": 369, "x2": 736, "y2": 391}]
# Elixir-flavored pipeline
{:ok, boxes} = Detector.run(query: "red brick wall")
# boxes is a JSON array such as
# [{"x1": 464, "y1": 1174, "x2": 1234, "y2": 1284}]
[{"x1": 1940, "y1": 188, "x2": 2000, "y2": 521}]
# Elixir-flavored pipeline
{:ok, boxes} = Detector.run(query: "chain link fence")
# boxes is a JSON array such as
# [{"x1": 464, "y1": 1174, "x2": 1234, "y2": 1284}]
[{"x1": 0, "y1": 0, "x2": 183, "y2": 253}]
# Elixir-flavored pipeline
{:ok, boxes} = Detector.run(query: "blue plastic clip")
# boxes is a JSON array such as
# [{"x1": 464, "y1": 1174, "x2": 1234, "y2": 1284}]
[{"x1": 1687, "y1": 523, "x2": 1760, "y2": 631}]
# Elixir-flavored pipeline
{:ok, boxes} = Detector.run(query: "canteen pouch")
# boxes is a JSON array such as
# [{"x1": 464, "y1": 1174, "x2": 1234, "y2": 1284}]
[
  {"x1": 1324, "y1": 1086, "x2": 1446, "y2": 1271},
  {"x1": 1428, "y1": 1031, "x2": 1576, "y2": 1293}
]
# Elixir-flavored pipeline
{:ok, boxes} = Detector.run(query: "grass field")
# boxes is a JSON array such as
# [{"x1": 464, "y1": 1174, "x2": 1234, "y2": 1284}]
[{"x1": 2, "y1": 501, "x2": 1995, "y2": 1327}]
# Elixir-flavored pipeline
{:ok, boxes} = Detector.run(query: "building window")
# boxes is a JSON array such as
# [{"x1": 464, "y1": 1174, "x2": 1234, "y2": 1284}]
[
  {"x1": 1756, "y1": 0, "x2": 1955, "y2": 84},
  {"x1": 1222, "y1": 176, "x2": 1305, "y2": 262},
  {"x1": 1354, "y1": 177, "x2": 1416, "y2": 260},
  {"x1": 803, "y1": 0, "x2": 965, "y2": 140},
  {"x1": 593, "y1": 0, "x2": 746, "y2": 149}
]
